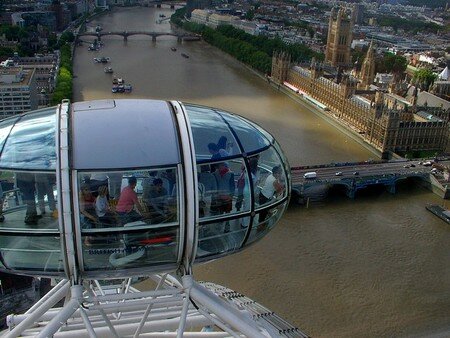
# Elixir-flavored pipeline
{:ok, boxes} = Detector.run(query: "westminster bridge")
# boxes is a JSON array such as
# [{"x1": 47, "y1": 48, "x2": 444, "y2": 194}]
[
  {"x1": 77, "y1": 31, "x2": 200, "y2": 43},
  {"x1": 290, "y1": 160, "x2": 450, "y2": 202}
]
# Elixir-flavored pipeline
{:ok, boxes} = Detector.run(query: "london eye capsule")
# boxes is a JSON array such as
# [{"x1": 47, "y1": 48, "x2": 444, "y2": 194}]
[
  {"x1": 0, "y1": 99, "x2": 291, "y2": 279},
  {"x1": 0, "y1": 99, "x2": 306, "y2": 338}
]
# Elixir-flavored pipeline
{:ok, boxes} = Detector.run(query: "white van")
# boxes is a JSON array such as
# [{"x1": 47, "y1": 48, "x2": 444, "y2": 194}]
[
  {"x1": 303, "y1": 171, "x2": 317, "y2": 179},
  {"x1": 0, "y1": 59, "x2": 14, "y2": 67}
]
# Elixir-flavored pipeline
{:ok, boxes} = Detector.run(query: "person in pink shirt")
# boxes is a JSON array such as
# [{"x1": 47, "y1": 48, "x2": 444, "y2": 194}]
[{"x1": 116, "y1": 176, "x2": 147, "y2": 224}]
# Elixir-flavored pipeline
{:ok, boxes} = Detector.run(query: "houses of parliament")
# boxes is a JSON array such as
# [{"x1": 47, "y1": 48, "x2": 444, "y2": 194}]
[{"x1": 271, "y1": 7, "x2": 449, "y2": 158}]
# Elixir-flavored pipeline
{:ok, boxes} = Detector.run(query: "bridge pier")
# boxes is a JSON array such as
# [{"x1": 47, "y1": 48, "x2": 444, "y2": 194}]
[
  {"x1": 387, "y1": 183, "x2": 396, "y2": 194},
  {"x1": 171, "y1": 4, "x2": 175, "y2": 8},
  {"x1": 157, "y1": 3, "x2": 161, "y2": 8},
  {"x1": 152, "y1": 36, "x2": 157, "y2": 42},
  {"x1": 346, "y1": 188, "x2": 356, "y2": 199},
  {"x1": 177, "y1": 36, "x2": 182, "y2": 43},
  {"x1": 124, "y1": 36, "x2": 127, "y2": 41}
]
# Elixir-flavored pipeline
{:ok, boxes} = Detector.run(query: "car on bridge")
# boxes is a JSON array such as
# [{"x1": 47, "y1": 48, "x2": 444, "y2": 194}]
[
  {"x1": 304, "y1": 172, "x2": 317, "y2": 179},
  {"x1": 335, "y1": 172, "x2": 343, "y2": 176}
]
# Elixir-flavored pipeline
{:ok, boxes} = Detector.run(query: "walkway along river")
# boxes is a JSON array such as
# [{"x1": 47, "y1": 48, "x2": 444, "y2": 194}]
[{"x1": 72, "y1": 6, "x2": 450, "y2": 337}]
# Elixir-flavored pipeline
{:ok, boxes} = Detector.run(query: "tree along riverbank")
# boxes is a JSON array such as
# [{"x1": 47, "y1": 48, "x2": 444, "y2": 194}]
[
  {"x1": 171, "y1": 8, "x2": 323, "y2": 75},
  {"x1": 52, "y1": 44, "x2": 73, "y2": 104},
  {"x1": 52, "y1": 7, "x2": 111, "y2": 104}
]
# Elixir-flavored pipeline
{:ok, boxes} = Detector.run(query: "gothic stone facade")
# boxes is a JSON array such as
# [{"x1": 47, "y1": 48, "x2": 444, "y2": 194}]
[
  {"x1": 325, "y1": 7, "x2": 353, "y2": 68},
  {"x1": 271, "y1": 53, "x2": 448, "y2": 154}
]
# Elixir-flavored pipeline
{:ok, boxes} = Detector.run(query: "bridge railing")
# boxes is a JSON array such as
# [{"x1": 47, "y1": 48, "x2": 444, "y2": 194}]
[
  {"x1": 295, "y1": 171, "x2": 429, "y2": 186},
  {"x1": 290, "y1": 160, "x2": 389, "y2": 171}
]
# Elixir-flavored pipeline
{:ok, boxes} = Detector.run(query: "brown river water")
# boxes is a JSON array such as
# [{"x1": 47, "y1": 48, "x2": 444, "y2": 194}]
[{"x1": 72, "y1": 7, "x2": 450, "y2": 337}]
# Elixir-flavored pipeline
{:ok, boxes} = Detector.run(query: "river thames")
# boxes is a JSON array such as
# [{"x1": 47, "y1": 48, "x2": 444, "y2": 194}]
[{"x1": 73, "y1": 7, "x2": 450, "y2": 337}]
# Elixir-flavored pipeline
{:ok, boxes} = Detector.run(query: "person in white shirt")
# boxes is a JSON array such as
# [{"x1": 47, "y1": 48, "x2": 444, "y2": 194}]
[
  {"x1": 95, "y1": 185, "x2": 116, "y2": 226},
  {"x1": 258, "y1": 165, "x2": 285, "y2": 229}
]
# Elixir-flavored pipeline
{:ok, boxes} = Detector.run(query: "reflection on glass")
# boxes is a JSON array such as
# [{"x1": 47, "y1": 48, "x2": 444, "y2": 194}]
[
  {"x1": 198, "y1": 159, "x2": 250, "y2": 221},
  {"x1": 0, "y1": 171, "x2": 58, "y2": 230},
  {"x1": 185, "y1": 105, "x2": 237, "y2": 161},
  {"x1": 0, "y1": 116, "x2": 19, "y2": 155},
  {"x1": 196, "y1": 217, "x2": 249, "y2": 259},
  {"x1": 0, "y1": 109, "x2": 56, "y2": 170},
  {"x1": 246, "y1": 203, "x2": 287, "y2": 245},
  {"x1": 82, "y1": 226, "x2": 178, "y2": 271},
  {"x1": 142, "y1": 171, "x2": 177, "y2": 225},
  {"x1": 0, "y1": 235, "x2": 63, "y2": 272},
  {"x1": 0, "y1": 170, "x2": 60, "y2": 273},
  {"x1": 78, "y1": 168, "x2": 180, "y2": 271},
  {"x1": 78, "y1": 168, "x2": 178, "y2": 230},
  {"x1": 221, "y1": 113, "x2": 270, "y2": 153},
  {"x1": 210, "y1": 162, "x2": 234, "y2": 217},
  {"x1": 247, "y1": 119, "x2": 275, "y2": 144},
  {"x1": 234, "y1": 161, "x2": 251, "y2": 214}
]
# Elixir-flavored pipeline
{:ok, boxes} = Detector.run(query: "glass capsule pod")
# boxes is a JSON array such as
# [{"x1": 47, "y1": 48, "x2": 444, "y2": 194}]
[{"x1": 0, "y1": 99, "x2": 291, "y2": 279}]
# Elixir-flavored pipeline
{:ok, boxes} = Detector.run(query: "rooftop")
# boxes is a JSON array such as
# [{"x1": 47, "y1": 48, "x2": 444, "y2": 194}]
[{"x1": 0, "y1": 66, "x2": 34, "y2": 87}]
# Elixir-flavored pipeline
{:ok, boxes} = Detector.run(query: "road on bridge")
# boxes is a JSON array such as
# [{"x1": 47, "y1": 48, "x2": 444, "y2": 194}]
[{"x1": 291, "y1": 160, "x2": 444, "y2": 185}]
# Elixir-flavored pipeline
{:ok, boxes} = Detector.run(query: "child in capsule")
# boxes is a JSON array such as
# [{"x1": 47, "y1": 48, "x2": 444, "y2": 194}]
[{"x1": 95, "y1": 185, "x2": 116, "y2": 226}]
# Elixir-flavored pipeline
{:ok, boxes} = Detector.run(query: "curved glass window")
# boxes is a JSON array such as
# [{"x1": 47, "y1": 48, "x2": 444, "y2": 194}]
[
  {"x1": 0, "y1": 108, "x2": 56, "y2": 170},
  {"x1": 220, "y1": 113, "x2": 270, "y2": 154},
  {"x1": 185, "y1": 105, "x2": 238, "y2": 162},
  {"x1": 0, "y1": 235, "x2": 63, "y2": 272},
  {"x1": 0, "y1": 116, "x2": 20, "y2": 156},
  {"x1": 189, "y1": 104, "x2": 290, "y2": 262},
  {"x1": 198, "y1": 158, "x2": 250, "y2": 221},
  {"x1": 77, "y1": 167, "x2": 180, "y2": 272},
  {"x1": 196, "y1": 216, "x2": 249, "y2": 259},
  {"x1": 254, "y1": 147, "x2": 288, "y2": 210},
  {"x1": 0, "y1": 170, "x2": 62, "y2": 274},
  {"x1": 247, "y1": 119, "x2": 275, "y2": 145},
  {"x1": 246, "y1": 202, "x2": 288, "y2": 245}
]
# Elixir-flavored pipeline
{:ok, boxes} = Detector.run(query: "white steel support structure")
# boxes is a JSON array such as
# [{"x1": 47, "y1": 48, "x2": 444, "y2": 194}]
[{"x1": 3, "y1": 274, "x2": 308, "y2": 337}]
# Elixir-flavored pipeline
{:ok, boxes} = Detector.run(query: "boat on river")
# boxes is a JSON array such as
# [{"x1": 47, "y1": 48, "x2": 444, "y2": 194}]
[
  {"x1": 171, "y1": 47, "x2": 177, "y2": 52},
  {"x1": 426, "y1": 204, "x2": 450, "y2": 224},
  {"x1": 112, "y1": 83, "x2": 132, "y2": 93},
  {"x1": 112, "y1": 77, "x2": 124, "y2": 85},
  {"x1": 112, "y1": 85, "x2": 124, "y2": 93},
  {"x1": 104, "y1": 67, "x2": 113, "y2": 73},
  {"x1": 94, "y1": 57, "x2": 110, "y2": 63},
  {"x1": 181, "y1": 53, "x2": 189, "y2": 58}
]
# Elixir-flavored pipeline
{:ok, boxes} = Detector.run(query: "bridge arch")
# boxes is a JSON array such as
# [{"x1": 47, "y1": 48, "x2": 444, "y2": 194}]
[
  {"x1": 353, "y1": 183, "x2": 391, "y2": 198},
  {"x1": 327, "y1": 182, "x2": 353, "y2": 199},
  {"x1": 78, "y1": 31, "x2": 197, "y2": 43}
]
